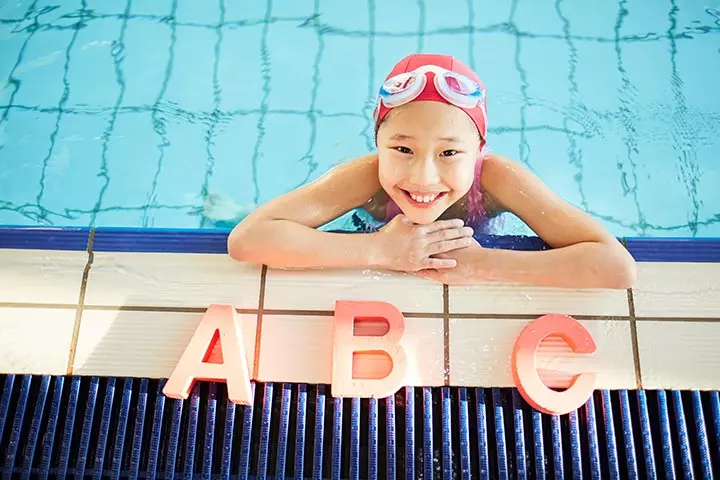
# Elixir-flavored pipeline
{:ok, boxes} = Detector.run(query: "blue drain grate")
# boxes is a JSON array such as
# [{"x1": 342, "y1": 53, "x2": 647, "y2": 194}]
[{"x1": 0, "y1": 374, "x2": 718, "y2": 479}]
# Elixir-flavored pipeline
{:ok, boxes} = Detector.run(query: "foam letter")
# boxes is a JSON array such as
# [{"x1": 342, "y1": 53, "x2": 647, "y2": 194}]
[
  {"x1": 331, "y1": 300, "x2": 408, "y2": 398},
  {"x1": 163, "y1": 304, "x2": 253, "y2": 405},
  {"x1": 512, "y1": 314, "x2": 596, "y2": 415}
]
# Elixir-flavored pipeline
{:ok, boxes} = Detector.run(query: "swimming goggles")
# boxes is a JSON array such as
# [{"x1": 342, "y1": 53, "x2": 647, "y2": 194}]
[{"x1": 375, "y1": 64, "x2": 485, "y2": 113}]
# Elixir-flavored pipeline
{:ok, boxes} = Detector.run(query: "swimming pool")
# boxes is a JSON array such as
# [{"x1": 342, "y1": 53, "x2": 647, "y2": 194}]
[{"x1": 1, "y1": 0, "x2": 718, "y2": 237}]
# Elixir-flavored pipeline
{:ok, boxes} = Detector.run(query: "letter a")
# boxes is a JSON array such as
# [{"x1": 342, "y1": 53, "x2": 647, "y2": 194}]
[
  {"x1": 331, "y1": 300, "x2": 408, "y2": 398},
  {"x1": 163, "y1": 304, "x2": 253, "y2": 405}
]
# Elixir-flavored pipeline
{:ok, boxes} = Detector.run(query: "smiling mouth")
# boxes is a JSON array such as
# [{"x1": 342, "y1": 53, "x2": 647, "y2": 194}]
[{"x1": 400, "y1": 189, "x2": 448, "y2": 208}]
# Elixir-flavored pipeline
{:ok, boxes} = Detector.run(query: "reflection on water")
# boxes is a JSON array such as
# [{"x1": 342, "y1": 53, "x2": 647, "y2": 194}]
[{"x1": 0, "y1": 0, "x2": 718, "y2": 237}]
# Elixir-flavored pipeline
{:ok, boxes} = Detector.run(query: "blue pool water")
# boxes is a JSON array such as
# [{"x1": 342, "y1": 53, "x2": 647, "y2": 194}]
[{"x1": 0, "y1": 0, "x2": 718, "y2": 237}]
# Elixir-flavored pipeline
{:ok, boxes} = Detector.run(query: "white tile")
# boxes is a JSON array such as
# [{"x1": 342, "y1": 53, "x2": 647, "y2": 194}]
[
  {"x1": 73, "y1": 309, "x2": 258, "y2": 378},
  {"x1": 0, "y1": 249, "x2": 87, "y2": 305},
  {"x1": 258, "y1": 315, "x2": 445, "y2": 387},
  {"x1": 449, "y1": 283, "x2": 629, "y2": 317},
  {"x1": 637, "y1": 321, "x2": 720, "y2": 390},
  {"x1": 634, "y1": 263, "x2": 720, "y2": 318},
  {"x1": 449, "y1": 318, "x2": 636, "y2": 389},
  {"x1": 84, "y1": 252, "x2": 262, "y2": 308},
  {"x1": 264, "y1": 268, "x2": 444, "y2": 314},
  {"x1": 0, "y1": 307, "x2": 75, "y2": 375}
]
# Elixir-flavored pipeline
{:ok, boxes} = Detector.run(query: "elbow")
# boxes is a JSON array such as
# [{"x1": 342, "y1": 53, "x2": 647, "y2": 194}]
[
  {"x1": 227, "y1": 223, "x2": 258, "y2": 263},
  {"x1": 604, "y1": 243, "x2": 637, "y2": 289}
]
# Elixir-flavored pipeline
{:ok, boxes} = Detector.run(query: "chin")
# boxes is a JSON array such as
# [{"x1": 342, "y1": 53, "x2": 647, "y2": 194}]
[{"x1": 396, "y1": 198, "x2": 450, "y2": 225}]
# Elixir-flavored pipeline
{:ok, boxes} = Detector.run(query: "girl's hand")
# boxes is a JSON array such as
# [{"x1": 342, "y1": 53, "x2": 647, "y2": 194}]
[
  {"x1": 415, "y1": 238, "x2": 486, "y2": 285},
  {"x1": 373, "y1": 215, "x2": 474, "y2": 272}
]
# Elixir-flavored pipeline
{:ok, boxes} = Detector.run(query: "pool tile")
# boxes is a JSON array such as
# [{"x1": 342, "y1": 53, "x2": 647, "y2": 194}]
[
  {"x1": 121, "y1": 18, "x2": 173, "y2": 107},
  {"x1": 175, "y1": 0, "x2": 220, "y2": 25},
  {"x1": 95, "y1": 112, "x2": 162, "y2": 225},
  {"x1": 271, "y1": 0, "x2": 315, "y2": 18},
  {"x1": 449, "y1": 317, "x2": 636, "y2": 389},
  {"x1": 633, "y1": 262, "x2": 720, "y2": 318},
  {"x1": 424, "y1": 0, "x2": 473, "y2": 31},
  {"x1": 263, "y1": 268, "x2": 444, "y2": 314},
  {"x1": 266, "y1": 22, "x2": 320, "y2": 112},
  {"x1": 564, "y1": 2, "x2": 618, "y2": 38},
  {"x1": 637, "y1": 321, "x2": 720, "y2": 390},
  {"x1": 513, "y1": 0, "x2": 565, "y2": 36},
  {"x1": 0, "y1": 110, "x2": 57, "y2": 209},
  {"x1": 163, "y1": 25, "x2": 215, "y2": 112},
  {"x1": 374, "y1": 1, "x2": 420, "y2": 33},
  {"x1": 315, "y1": 35, "x2": 368, "y2": 115},
  {"x1": 316, "y1": 0, "x2": 369, "y2": 32},
  {"x1": 516, "y1": 130, "x2": 584, "y2": 208},
  {"x1": 36, "y1": 113, "x2": 110, "y2": 217},
  {"x1": 471, "y1": 33, "x2": 521, "y2": 129},
  {"x1": 151, "y1": 116, "x2": 210, "y2": 210},
  {"x1": 12, "y1": 27, "x2": 73, "y2": 108},
  {"x1": 448, "y1": 282, "x2": 629, "y2": 317},
  {"x1": 0, "y1": 307, "x2": 75, "y2": 375},
  {"x1": 65, "y1": 18, "x2": 124, "y2": 108},
  {"x1": 72, "y1": 309, "x2": 258, "y2": 378},
  {"x1": 258, "y1": 315, "x2": 444, "y2": 386},
  {"x1": 0, "y1": 249, "x2": 87, "y2": 305},
  {"x1": 218, "y1": 26, "x2": 264, "y2": 112},
  {"x1": 131, "y1": 0, "x2": 173, "y2": 17},
  {"x1": 256, "y1": 115, "x2": 315, "y2": 200},
  {"x1": 84, "y1": 252, "x2": 261, "y2": 308}
]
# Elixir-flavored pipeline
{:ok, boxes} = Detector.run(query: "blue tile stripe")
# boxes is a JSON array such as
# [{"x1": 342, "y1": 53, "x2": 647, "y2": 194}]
[
  {"x1": 0, "y1": 227, "x2": 90, "y2": 251},
  {"x1": 1, "y1": 226, "x2": 719, "y2": 262}
]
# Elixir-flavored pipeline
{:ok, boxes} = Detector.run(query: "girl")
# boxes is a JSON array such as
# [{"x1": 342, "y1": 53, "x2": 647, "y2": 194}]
[{"x1": 226, "y1": 53, "x2": 636, "y2": 289}]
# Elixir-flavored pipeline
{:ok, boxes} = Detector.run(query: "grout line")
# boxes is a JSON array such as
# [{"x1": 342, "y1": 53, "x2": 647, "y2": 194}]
[
  {"x1": 623, "y1": 237, "x2": 643, "y2": 388},
  {"x1": 623, "y1": 236, "x2": 643, "y2": 389},
  {"x1": 448, "y1": 313, "x2": 632, "y2": 321},
  {"x1": 0, "y1": 303, "x2": 78, "y2": 310},
  {"x1": 66, "y1": 228, "x2": 95, "y2": 375},
  {"x1": 253, "y1": 264, "x2": 268, "y2": 380},
  {"x1": 443, "y1": 284, "x2": 450, "y2": 386},
  {"x1": 635, "y1": 317, "x2": 720, "y2": 323},
  {"x1": 262, "y1": 309, "x2": 444, "y2": 318},
  {"x1": 623, "y1": 236, "x2": 643, "y2": 388},
  {"x1": 2, "y1": 302, "x2": 717, "y2": 322},
  {"x1": 627, "y1": 287, "x2": 643, "y2": 389}
]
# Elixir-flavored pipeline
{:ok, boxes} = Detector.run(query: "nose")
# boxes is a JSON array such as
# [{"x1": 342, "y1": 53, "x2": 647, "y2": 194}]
[{"x1": 409, "y1": 154, "x2": 440, "y2": 186}]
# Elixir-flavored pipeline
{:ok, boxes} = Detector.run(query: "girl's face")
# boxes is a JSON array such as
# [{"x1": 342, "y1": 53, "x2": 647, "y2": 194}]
[{"x1": 376, "y1": 101, "x2": 482, "y2": 225}]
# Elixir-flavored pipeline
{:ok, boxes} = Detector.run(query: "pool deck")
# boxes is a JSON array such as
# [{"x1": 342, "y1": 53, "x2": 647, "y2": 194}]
[{"x1": 1, "y1": 227, "x2": 719, "y2": 394}]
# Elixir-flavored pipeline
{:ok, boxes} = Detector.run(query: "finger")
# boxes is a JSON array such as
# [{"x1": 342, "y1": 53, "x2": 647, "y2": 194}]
[
  {"x1": 422, "y1": 257, "x2": 457, "y2": 269},
  {"x1": 419, "y1": 218, "x2": 464, "y2": 234},
  {"x1": 425, "y1": 226, "x2": 474, "y2": 244},
  {"x1": 426, "y1": 237, "x2": 473, "y2": 255}
]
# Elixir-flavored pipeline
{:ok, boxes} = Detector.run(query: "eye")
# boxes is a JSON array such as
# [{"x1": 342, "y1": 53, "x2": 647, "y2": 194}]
[
  {"x1": 440, "y1": 149, "x2": 458, "y2": 157},
  {"x1": 393, "y1": 146, "x2": 412, "y2": 154}
]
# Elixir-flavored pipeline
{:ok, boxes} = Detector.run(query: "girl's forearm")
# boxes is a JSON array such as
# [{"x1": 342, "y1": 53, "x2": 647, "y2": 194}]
[
  {"x1": 475, "y1": 241, "x2": 637, "y2": 289},
  {"x1": 228, "y1": 220, "x2": 382, "y2": 269}
]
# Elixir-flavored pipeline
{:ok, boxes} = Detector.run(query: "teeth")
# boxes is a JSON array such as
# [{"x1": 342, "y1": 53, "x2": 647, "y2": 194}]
[{"x1": 409, "y1": 192, "x2": 439, "y2": 203}]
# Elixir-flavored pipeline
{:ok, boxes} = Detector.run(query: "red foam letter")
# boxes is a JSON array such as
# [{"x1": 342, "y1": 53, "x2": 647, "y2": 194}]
[
  {"x1": 512, "y1": 314, "x2": 596, "y2": 415},
  {"x1": 163, "y1": 304, "x2": 253, "y2": 405},
  {"x1": 331, "y1": 300, "x2": 408, "y2": 398}
]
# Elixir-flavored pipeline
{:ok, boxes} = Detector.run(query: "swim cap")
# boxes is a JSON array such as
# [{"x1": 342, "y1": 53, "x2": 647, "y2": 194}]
[{"x1": 373, "y1": 53, "x2": 488, "y2": 141}]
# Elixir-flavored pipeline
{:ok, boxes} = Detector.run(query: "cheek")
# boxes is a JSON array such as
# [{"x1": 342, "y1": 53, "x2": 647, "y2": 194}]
[
  {"x1": 378, "y1": 156, "x2": 406, "y2": 188},
  {"x1": 443, "y1": 163, "x2": 476, "y2": 195}
]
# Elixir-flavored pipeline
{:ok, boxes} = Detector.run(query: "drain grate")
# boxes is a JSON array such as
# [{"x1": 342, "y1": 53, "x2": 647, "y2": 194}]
[{"x1": 0, "y1": 374, "x2": 718, "y2": 478}]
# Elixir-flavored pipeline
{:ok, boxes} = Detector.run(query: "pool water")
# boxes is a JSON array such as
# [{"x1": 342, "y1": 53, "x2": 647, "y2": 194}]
[{"x1": 0, "y1": 0, "x2": 718, "y2": 237}]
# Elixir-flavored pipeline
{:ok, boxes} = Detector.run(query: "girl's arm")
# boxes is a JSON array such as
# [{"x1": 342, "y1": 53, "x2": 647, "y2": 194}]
[
  {"x1": 477, "y1": 153, "x2": 637, "y2": 289},
  {"x1": 227, "y1": 155, "x2": 383, "y2": 268},
  {"x1": 227, "y1": 155, "x2": 473, "y2": 271}
]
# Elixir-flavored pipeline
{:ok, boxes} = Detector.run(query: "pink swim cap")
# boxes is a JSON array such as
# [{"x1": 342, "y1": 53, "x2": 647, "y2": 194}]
[{"x1": 373, "y1": 53, "x2": 488, "y2": 142}]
